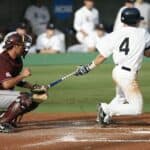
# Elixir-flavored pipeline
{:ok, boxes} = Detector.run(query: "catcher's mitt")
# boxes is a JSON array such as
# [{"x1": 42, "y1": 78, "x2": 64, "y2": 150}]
[{"x1": 31, "y1": 84, "x2": 48, "y2": 103}]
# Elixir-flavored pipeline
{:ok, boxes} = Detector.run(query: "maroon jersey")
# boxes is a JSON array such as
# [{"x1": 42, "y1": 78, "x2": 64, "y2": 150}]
[{"x1": 0, "y1": 52, "x2": 23, "y2": 89}]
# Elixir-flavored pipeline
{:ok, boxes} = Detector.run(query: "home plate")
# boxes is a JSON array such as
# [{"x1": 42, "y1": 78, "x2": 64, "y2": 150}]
[
  {"x1": 132, "y1": 131, "x2": 150, "y2": 134},
  {"x1": 60, "y1": 134, "x2": 77, "y2": 142}
]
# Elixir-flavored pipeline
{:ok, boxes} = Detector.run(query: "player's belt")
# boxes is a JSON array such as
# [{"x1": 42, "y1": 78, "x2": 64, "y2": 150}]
[
  {"x1": 121, "y1": 66, "x2": 131, "y2": 72},
  {"x1": 116, "y1": 64, "x2": 131, "y2": 72}
]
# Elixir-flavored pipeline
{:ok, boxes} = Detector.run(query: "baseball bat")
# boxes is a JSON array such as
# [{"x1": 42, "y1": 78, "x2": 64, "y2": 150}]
[{"x1": 47, "y1": 71, "x2": 77, "y2": 89}]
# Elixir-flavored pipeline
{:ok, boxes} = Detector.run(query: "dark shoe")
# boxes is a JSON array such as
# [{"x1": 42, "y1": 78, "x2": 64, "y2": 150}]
[
  {"x1": 96, "y1": 103, "x2": 110, "y2": 125},
  {"x1": 11, "y1": 114, "x2": 23, "y2": 128},
  {"x1": 0, "y1": 123, "x2": 14, "y2": 133}
]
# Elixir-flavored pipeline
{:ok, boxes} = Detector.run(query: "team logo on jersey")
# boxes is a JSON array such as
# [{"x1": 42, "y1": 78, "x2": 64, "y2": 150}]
[{"x1": 5, "y1": 72, "x2": 12, "y2": 77}]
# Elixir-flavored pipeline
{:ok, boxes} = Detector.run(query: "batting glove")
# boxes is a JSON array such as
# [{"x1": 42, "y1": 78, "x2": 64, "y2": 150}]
[{"x1": 75, "y1": 65, "x2": 91, "y2": 76}]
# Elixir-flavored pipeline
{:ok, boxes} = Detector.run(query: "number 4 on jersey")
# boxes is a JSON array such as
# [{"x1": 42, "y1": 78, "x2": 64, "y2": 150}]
[{"x1": 119, "y1": 38, "x2": 130, "y2": 55}]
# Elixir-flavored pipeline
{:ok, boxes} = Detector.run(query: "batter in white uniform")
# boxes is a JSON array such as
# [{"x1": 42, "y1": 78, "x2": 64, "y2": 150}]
[
  {"x1": 75, "y1": 8, "x2": 150, "y2": 125},
  {"x1": 74, "y1": 0, "x2": 99, "y2": 43}
]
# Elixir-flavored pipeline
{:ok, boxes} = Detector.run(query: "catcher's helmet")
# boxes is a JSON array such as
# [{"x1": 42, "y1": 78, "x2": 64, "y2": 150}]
[
  {"x1": 121, "y1": 8, "x2": 144, "y2": 25},
  {"x1": 3, "y1": 33, "x2": 32, "y2": 58},
  {"x1": 3, "y1": 33, "x2": 24, "y2": 50}
]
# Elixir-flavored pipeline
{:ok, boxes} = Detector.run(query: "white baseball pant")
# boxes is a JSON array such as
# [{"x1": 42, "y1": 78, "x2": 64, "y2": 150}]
[
  {"x1": 103, "y1": 65, "x2": 143, "y2": 116},
  {"x1": 0, "y1": 90, "x2": 20, "y2": 110}
]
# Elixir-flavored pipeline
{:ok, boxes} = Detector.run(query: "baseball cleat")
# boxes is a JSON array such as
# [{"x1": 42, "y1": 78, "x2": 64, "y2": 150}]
[
  {"x1": 96, "y1": 103, "x2": 111, "y2": 125},
  {"x1": 0, "y1": 123, "x2": 14, "y2": 133}
]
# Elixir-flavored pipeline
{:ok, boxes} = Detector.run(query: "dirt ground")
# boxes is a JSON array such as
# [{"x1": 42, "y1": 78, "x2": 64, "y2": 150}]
[{"x1": 0, "y1": 112, "x2": 150, "y2": 150}]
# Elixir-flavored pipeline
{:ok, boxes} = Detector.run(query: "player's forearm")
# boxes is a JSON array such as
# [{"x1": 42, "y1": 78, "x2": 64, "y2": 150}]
[
  {"x1": 2, "y1": 75, "x2": 25, "y2": 89},
  {"x1": 93, "y1": 55, "x2": 106, "y2": 66},
  {"x1": 88, "y1": 55, "x2": 106, "y2": 70}
]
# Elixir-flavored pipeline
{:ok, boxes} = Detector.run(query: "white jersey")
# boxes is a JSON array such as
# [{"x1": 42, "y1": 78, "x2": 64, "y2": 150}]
[
  {"x1": 96, "y1": 27, "x2": 150, "y2": 71},
  {"x1": 25, "y1": 5, "x2": 50, "y2": 35},
  {"x1": 113, "y1": 6, "x2": 127, "y2": 31},
  {"x1": 135, "y1": 2, "x2": 150, "y2": 30},
  {"x1": 36, "y1": 32, "x2": 65, "y2": 53},
  {"x1": 74, "y1": 6, "x2": 99, "y2": 34}
]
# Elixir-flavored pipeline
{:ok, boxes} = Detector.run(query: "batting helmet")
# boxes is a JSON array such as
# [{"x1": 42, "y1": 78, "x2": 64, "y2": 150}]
[{"x1": 121, "y1": 8, "x2": 144, "y2": 25}]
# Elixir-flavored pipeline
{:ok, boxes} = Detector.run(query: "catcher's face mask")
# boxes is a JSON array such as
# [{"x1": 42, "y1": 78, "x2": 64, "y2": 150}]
[{"x1": 22, "y1": 35, "x2": 32, "y2": 58}]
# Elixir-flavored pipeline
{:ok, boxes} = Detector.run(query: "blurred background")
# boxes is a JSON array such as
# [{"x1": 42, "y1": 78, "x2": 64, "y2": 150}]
[
  {"x1": 0, "y1": 0, "x2": 149, "y2": 48},
  {"x1": 0, "y1": 0, "x2": 129, "y2": 29}
]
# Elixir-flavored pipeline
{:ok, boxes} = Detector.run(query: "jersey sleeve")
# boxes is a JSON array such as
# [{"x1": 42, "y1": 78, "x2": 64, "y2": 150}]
[
  {"x1": 145, "y1": 31, "x2": 150, "y2": 50},
  {"x1": 0, "y1": 59, "x2": 12, "y2": 84},
  {"x1": 96, "y1": 33, "x2": 114, "y2": 58},
  {"x1": 73, "y1": 11, "x2": 82, "y2": 32},
  {"x1": 94, "y1": 9, "x2": 99, "y2": 25}
]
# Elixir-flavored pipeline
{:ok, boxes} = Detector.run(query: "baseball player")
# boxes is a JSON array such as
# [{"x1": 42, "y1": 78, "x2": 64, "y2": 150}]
[
  {"x1": 24, "y1": 0, "x2": 50, "y2": 35},
  {"x1": 135, "y1": 0, "x2": 150, "y2": 31},
  {"x1": 114, "y1": 0, "x2": 135, "y2": 31},
  {"x1": 0, "y1": 33, "x2": 47, "y2": 133},
  {"x1": 74, "y1": 0, "x2": 99, "y2": 44},
  {"x1": 75, "y1": 8, "x2": 150, "y2": 125},
  {"x1": 68, "y1": 24, "x2": 106, "y2": 53},
  {"x1": 34, "y1": 23, "x2": 65, "y2": 54}
]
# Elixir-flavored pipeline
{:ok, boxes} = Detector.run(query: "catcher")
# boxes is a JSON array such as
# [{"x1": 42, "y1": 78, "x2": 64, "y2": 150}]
[{"x1": 0, "y1": 33, "x2": 47, "y2": 133}]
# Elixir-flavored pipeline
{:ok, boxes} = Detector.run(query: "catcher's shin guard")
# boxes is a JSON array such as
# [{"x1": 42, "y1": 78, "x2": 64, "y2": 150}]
[
  {"x1": 11, "y1": 102, "x2": 39, "y2": 127},
  {"x1": 0, "y1": 93, "x2": 32, "y2": 124}
]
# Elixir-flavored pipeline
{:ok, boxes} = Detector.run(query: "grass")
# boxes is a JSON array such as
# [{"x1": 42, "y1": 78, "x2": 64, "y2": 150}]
[{"x1": 17, "y1": 62, "x2": 150, "y2": 113}]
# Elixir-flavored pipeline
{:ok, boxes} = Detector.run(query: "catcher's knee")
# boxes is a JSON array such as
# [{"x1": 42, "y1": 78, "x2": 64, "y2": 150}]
[
  {"x1": 19, "y1": 93, "x2": 39, "y2": 113},
  {"x1": 19, "y1": 93, "x2": 32, "y2": 110}
]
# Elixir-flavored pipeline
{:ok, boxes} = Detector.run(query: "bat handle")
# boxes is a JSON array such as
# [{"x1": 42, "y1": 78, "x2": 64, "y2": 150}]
[{"x1": 47, "y1": 79, "x2": 62, "y2": 88}]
